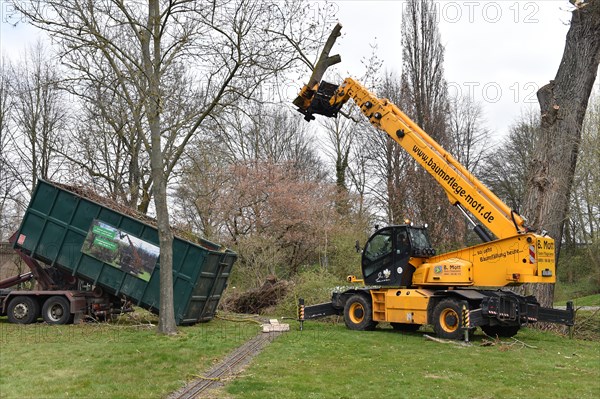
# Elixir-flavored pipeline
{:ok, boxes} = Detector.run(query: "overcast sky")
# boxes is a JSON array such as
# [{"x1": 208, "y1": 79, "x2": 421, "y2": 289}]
[
  {"x1": 0, "y1": 1, "x2": 588, "y2": 138},
  {"x1": 323, "y1": 0, "x2": 578, "y2": 139}
]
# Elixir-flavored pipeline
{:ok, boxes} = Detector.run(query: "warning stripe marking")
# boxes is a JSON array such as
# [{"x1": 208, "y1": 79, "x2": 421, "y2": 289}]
[{"x1": 529, "y1": 245, "x2": 535, "y2": 264}]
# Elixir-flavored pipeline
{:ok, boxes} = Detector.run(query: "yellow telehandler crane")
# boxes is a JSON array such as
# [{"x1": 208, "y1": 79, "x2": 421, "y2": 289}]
[{"x1": 296, "y1": 24, "x2": 574, "y2": 339}]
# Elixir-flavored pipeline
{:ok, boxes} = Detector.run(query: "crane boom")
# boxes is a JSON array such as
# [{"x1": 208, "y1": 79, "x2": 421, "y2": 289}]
[{"x1": 296, "y1": 77, "x2": 529, "y2": 241}]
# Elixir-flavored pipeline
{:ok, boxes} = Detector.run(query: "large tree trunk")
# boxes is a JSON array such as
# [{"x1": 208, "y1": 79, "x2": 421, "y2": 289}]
[
  {"x1": 144, "y1": 0, "x2": 176, "y2": 335},
  {"x1": 521, "y1": 0, "x2": 600, "y2": 307}
]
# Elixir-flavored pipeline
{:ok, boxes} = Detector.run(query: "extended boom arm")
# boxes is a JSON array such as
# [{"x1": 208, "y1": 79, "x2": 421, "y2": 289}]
[
  {"x1": 294, "y1": 23, "x2": 530, "y2": 241},
  {"x1": 296, "y1": 78, "x2": 529, "y2": 241}
]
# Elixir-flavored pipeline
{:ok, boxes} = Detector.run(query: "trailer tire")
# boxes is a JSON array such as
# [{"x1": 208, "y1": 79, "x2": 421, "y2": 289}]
[
  {"x1": 42, "y1": 296, "x2": 73, "y2": 325},
  {"x1": 7, "y1": 296, "x2": 39, "y2": 324},
  {"x1": 344, "y1": 294, "x2": 377, "y2": 331},
  {"x1": 481, "y1": 324, "x2": 520, "y2": 338},
  {"x1": 433, "y1": 299, "x2": 465, "y2": 340}
]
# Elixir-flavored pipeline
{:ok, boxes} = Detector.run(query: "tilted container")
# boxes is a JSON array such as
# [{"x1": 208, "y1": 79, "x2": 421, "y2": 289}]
[{"x1": 12, "y1": 180, "x2": 236, "y2": 325}]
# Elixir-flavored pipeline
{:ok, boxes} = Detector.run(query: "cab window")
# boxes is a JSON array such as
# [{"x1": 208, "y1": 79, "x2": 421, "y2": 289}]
[
  {"x1": 364, "y1": 231, "x2": 392, "y2": 261},
  {"x1": 396, "y1": 230, "x2": 410, "y2": 254},
  {"x1": 408, "y1": 228, "x2": 431, "y2": 250}
]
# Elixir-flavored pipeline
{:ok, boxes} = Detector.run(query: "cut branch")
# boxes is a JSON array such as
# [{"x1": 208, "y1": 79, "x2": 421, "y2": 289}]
[{"x1": 306, "y1": 23, "x2": 343, "y2": 89}]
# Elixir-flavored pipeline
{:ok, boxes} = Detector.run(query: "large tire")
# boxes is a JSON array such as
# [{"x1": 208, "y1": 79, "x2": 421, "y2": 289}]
[
  {"x1": 391, "y1": 322, "x2": 421, "y2": 332},
  {"x1": 481, "y1": 324, "x2": 520, "y2": 338},
  {"x1": 41, "y1": 296, "x2": 73, "y2": 325},
  {"x1": 432, "y1": 299, "x2": 465, "y2": 340},
  {"x1": 7, "y1": 296, "x2": 40, "y2": 324},
  {"x1": 343, "y1": 294, "x2": 377, "y2": 331}
]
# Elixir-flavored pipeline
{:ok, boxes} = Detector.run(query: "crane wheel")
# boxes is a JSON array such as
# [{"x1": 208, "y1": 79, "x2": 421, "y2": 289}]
[
  {"x1": 433, "y1": 299, "x2": 465, "y2": 340},
  {"x1": 344, "y1": 294, "x2": 377, "y2": 331}
]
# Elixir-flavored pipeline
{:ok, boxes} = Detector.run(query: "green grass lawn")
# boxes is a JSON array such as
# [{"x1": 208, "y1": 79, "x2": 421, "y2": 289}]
[
  {"x1": 225, "y1": 321, "x2": 600, "y2": 399},
  {"x1": 555, "y1": 281, "x2": 599, "y2": 304},
  {"x1": 555, "y1": 293, "x2": 600, "y2": 307},
  {"x1": 1, "y1": 312, "x2": 598, "y2": 399},
  {"x1": 0, "y1": 315, "x2": 259, "y2": 399}
]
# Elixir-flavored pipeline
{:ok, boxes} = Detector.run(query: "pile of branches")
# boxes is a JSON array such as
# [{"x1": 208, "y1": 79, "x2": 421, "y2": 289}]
[
  {"x1": 55, "y1": 182, "x2": 156, "y2": 226},
  {"x1": 224, "y1": 276, "x2": 290, "y2": 314},
  {"x1": 528, "y1": 308, "x2": 600, "y2": 341},
  {"x1": 53, "y1": 181, "x2": 219, "y2": 249},
  {"x1": 567, "y1": 308, "x2": 600, "y2": 341}
]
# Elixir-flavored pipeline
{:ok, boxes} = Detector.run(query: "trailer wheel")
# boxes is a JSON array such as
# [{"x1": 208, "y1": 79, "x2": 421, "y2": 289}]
[
  {"x1": 344, "y1": 294, "x2": 377, "y2": 331},
  {"x1": 7, "y1": 296, "x2": 39, "y2": 324},
  {"x1": 42, "y1": 296, "x2": 73, "y2": 325},
  {"x1": 481, "y1": 324, "x2": 520, "y2": 338},
  {"x1": 391, "y1": 322, "x2": 421, "y2": 332},
  {"x1": 433, "y1": 299, "x2": 465, "y2": 340}
]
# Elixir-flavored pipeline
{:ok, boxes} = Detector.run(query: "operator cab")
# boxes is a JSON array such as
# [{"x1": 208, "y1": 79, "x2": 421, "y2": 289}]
[{"x1": 361, "y1": 225, "x2": 435, "y2": 287}]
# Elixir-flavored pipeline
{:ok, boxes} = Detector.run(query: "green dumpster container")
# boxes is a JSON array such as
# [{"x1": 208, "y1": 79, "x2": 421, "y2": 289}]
[{"x1": 13, "y1": 180, "x2": 236, "y2": 325}]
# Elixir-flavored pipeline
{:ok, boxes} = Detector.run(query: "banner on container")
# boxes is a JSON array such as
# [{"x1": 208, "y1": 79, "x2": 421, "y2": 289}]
[{"x1": 82, "y1": 219, "x2": 159, "y2": 282}]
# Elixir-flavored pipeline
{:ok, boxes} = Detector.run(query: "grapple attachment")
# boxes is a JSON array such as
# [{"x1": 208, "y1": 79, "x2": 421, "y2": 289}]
[{"x1": 295, "y1": 81, "x2": 342, "y2": 121}]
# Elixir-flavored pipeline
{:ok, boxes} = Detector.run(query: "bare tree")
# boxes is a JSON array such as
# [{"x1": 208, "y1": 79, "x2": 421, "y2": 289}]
[
  {"x1": 61, "y1": 69, "x2": 151, "y2": 210},
  {"x1": 217, "y1": 160, "x2": 334, "y2": 282},
  {"x1": 0, "y1": 59, "x2": 18, "y2": 240},
  {"x1": 177, "y1": 99, "x2": 338, "y2": 285},
  {"x1": 375, "y1": 72, "x2": 410, "y2": 224},
  {"x1": 6, "y1": 42, "x2": 66, "y2": 194},
  {"x1": 321, "y1": 46, "x2": 383, "y2": 217},
  {"x1": 215, "y1": 102, "x2": 323, "y2": 173},
  {"x1": 346, "y1": 127, "x2": 374, "y2": 220},
  {"x1": 322, "y1": 99, "x2": 376, "y2": 221},
  {"x1": 0, "y1": 60, "x2": 9, "y2": 150},
  {"x1": 521, "y1": 0, "x2": 600, "y2": 306},
  {"x1": 391, "y1": 0, "x2": 464, "y2": 247},
  {"x1": 482, "y1": 109, "x2": 539, "y2": 213},
  {"x1": 0, "y1": 44, "x2": 67, "y2": 240},
  {"x1": 175, "y1": 138, "x2": 230, "y2": 241},
  {"x1": 400, "y1": 0, "x2": 449, "y2": 142},
  {"x1": 321, "y1": 115, "x2": 353, "y2": 192},
  {"x1": 177, "y1": 103, "x2": 325, "y2": 240},
  {"x1": 12, "y1": 0, "x2": 329, "y2": 334},
  {"x1": 564, "y1": 88, "x2": 600, "y2": 285},
  {"x1": 448, "y1": 95, "x2": 490, "y2": 175}
]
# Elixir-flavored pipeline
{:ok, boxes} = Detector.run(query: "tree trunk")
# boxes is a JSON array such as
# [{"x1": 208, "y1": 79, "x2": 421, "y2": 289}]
[
  {"x1": 144, "y1": 0, "x2": 176, "y2": 335},
  {"x1": 521, "y1": 0, "x2": 600, "y2": 307}
]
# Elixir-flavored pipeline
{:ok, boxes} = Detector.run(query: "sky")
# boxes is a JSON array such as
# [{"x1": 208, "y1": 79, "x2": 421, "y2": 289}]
[
  {"x1": 318, "y1": 0, "x2": 576, "y2": 139},
  {"x1": 0, "y1": 0, "x2": 584, "y2": 139}
]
